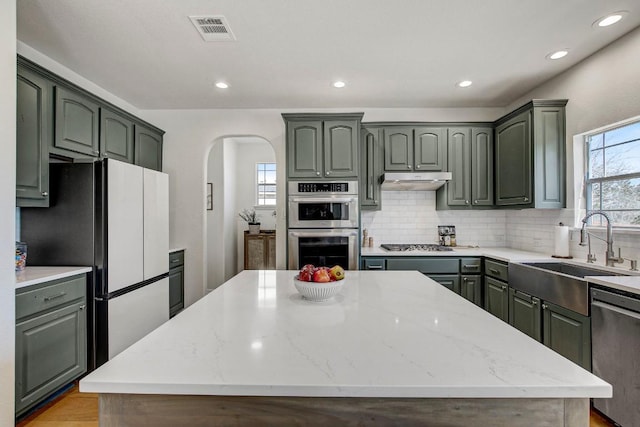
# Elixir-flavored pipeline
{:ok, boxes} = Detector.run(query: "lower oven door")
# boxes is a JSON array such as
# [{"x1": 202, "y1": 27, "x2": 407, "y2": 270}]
[{"x1": 288, "y1": 228, "x2": 359, "y2": 270}]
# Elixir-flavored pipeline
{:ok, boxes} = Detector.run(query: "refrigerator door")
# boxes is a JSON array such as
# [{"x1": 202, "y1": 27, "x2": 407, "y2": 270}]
[
  {"x1": 143, "y1": 168, "x2": 169, "y2": 279},
  {"x1": 106, "y1": 278, "x2": 169, "y2": 359},
  {"x1": 107, "y1": 159, "x2": 144, "y2": 293}
]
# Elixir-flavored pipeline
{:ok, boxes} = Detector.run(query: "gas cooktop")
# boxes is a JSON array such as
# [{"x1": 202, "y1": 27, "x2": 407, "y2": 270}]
[{"x1": 380, "y1": 243, "x2": 454, "y2": 252}]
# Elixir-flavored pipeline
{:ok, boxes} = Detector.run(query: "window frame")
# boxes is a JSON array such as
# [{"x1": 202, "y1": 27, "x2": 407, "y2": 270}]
[
  {"x1": 584, "y1": 119, "x2": 640, "y2": 228},
  {"x1": 255, "y1": 162, "x2": 276, "y2": 208}
]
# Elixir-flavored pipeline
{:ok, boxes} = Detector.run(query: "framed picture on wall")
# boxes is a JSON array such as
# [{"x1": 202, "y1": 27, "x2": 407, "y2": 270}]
[{"x1": 207, "y1": 183, "x2": 213, "y2": 211}]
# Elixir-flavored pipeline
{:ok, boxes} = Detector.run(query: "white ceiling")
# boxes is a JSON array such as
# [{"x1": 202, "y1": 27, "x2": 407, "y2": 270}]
[{"x1": 16, "y1": 0, "x2": 640, "y2": 110}]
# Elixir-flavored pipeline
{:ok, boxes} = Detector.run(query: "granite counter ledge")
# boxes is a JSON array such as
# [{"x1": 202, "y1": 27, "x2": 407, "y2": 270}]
[{"x1": 80, "y1": 270, "x2": 610, "y2": 426}]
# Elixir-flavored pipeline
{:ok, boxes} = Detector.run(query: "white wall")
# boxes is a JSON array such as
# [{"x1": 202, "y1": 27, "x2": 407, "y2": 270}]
[
  {"x1": 1, "y1": 2, "x2": 16, "y2": 425},
  {"x1": 206, "y1": 141, "x2": 225, "y2": 290},
  {"x1": 223, "y1": 142, "x2": 237, "y2": 282}
]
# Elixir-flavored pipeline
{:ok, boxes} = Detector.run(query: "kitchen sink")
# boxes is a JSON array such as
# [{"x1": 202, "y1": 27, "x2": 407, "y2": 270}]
[
  {"x1": 509, "y1": 262, "x2": 626, "y2": 316},
  {"x1": 521, "y1": 262, "x2": 622, "y2": 278}
]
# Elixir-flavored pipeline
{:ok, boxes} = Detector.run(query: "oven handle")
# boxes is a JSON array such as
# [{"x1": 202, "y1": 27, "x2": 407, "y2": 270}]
[
  {"x1": 289, "y1": 196, "x2": 357, "y2": 204},
  {"x1": 288, "y1": 229, "x2": 359, "y2": 238}
]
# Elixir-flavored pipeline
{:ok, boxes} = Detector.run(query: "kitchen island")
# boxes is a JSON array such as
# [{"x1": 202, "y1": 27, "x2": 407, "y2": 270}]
[{"x1": 80, "y1": 270, "x2": 610, "y2": 426}]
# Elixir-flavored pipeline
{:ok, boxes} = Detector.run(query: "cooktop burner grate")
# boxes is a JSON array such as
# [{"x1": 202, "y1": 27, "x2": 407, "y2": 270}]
[{"x1": 380, "y1": 244, "x2": 454, "y2": 252}]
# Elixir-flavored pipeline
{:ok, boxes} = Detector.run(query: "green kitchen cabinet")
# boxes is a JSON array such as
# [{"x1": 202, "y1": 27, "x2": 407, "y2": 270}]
[
  {"x1": 543, "y1": 301, "x2": 591, "y2": 371},
  {"x1": 53, "y1": 86, "x2": 100, "y2": 157},
  {"x1": 134, "y1": 123, "x2": 164, "y2": 171},
  {"x1": 16, "y1": 65, "x2": 51, "y2": 207},
  {"x1": 383, "y1": 126, "x2": 446, "y2": 172},
  {"x1": 361, "y1": 257, "x2": 385, "y2": 270},
  {"x1": 284, "y1": 114, "x2": 362, "y2": 179},
  {"x1": 169, "y1": 250, "x2": 185, "y2": 318},
  {"x1": 470, "y1": 128, "x2": 494, "y2": 207},
  {"x1": 494, "y1": 100, "x2": 567, "y2": 208},
  {"x1": 484, "y1": 277, "x2": 509, "y2": 322},
  {"x1": 100, "y1": 107, "x2": 135, "y2": 163},
  {"x1": 360, "y1": 127, "x2": 383, "y2": 210},
  {"x1": 430, "y1": 274, "x2": 461, "y2": 293},
  {"x1": 460, "y1": 275, "x2": 482, "y2": 305},
  {"x1": 15, "y1": 274, "x2": 87, "y2": 416},
  {"x1": 509, "y1": 288, "x2": 542, "y2": 341}
]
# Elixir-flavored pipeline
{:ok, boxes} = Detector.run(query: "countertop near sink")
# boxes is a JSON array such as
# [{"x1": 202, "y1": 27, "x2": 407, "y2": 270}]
[
  {"x1": 15, "y1": 266, "x2": 92, "y2": 290},
  {"x1": 587, "y1": 276, "x2": 640, "y2": 296},
  {"x1": 361, "y1": 246, "x2": 554, "y2": 263}
]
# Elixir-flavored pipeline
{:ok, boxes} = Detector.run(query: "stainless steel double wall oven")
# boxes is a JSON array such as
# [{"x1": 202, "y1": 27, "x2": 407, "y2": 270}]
[{"x1": 287, "y1": 181, "x2": 359, "y2": 270}]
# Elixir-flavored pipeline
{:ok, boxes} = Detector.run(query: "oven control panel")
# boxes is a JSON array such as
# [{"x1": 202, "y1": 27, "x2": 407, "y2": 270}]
[{"x1": 289, "y1": 180, "x2": 358, "y2": 195}]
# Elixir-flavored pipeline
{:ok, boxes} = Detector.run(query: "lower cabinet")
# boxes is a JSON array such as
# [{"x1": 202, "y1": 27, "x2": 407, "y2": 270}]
[
  {"x1": 169, "y1": 250, "x2": 185, "y2": 318},
  {"x1": 15, "y1": 274, "x2": 87, "y2": 416},
  {"x1": 460, "y1": 275, "x2": 482, "y2": 306},
  {"x1": 508, "y1": 288, "x2": 541, "y2": 341},
  {"x1": 543, "y1": 301, "x2": 591, "y2": 371},
  {"x1": 484, "y1": 277, "x2": 510, "y2": 322},
  {"x1": 244, "y1": 231, "x2": 276, "y2": 270}
]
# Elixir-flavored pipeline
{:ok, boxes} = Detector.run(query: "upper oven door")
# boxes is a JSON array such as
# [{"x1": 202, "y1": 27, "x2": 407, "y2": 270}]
[{"x1": 288, "y1": 195, "x2": 359, "y2": 228}]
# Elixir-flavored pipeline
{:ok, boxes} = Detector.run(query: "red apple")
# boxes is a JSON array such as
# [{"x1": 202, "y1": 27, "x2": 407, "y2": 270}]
[
  {"x1": 301, "y1": 264, "x2": 315, "y2": 273},
  {"x1": 329, "y1": 265, "x2": 345, "y2": 281},
  {"x1": 312, "y1": 268, "x2": 331, "y2": 283},
  {"x1": 298, "y1": 270, "x2": 312, "y2": 282}
]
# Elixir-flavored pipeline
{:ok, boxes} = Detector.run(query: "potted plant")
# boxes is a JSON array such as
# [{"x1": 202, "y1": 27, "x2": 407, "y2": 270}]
[{"x1": 239, "y1": 208, "x2": 260, "y2": 234}]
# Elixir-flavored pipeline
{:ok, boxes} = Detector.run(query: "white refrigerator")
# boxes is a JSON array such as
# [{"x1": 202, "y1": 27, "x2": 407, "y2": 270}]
[{"x1": 21, "y1": 159, "x2": 170, "y2": 368}]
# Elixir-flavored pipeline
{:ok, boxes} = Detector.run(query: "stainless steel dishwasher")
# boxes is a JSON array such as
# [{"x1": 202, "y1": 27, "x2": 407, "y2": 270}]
[{"x1": 591, "y1": 287, "x2": 640, "y2": 426}]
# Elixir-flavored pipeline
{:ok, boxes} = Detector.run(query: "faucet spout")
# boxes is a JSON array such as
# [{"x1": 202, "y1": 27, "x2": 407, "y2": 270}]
[{"x1": 580, "y1": 211, "x2": 623, "y2": 267}]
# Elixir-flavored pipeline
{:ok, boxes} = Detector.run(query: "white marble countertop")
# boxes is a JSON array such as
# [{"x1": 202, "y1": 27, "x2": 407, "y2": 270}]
[
  {"x1": 587, "y1": 275, "x2": 640, "y2": 295},
  {"x1": 15, "y1": 266, "x2": 92, "y2": 290},
  {"x1": 360, "y1": 246, "x2": 557, "y2": 263},
  {"x1": 169, "y1": 247, "x2": 186, "y2": 253},
  {"x1": 80, "y1": 270, "x2": 611, "y2": 398}
]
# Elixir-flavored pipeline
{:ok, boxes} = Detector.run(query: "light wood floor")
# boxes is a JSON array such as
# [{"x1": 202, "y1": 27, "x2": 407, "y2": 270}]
[{"x1": 16, "y1": 383, "x2": 614, "y2": 427}]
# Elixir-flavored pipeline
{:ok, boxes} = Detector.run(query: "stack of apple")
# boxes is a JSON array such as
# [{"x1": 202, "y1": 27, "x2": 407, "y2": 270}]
[{"x1": 298, "y1": 264, "x2": 345, "y2": 282}]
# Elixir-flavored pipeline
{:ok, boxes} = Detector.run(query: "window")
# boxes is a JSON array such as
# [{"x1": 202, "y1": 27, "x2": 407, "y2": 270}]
[
  {"x1": 256, "y1": 163, "x2": 276, "y2": 206},
  {"x1": 585, "y1": 120, "x2": 640, "y2": 226}
]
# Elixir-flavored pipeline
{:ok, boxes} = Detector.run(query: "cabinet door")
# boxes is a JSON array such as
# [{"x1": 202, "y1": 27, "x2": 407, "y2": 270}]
[
  {"x1": 383, "y1": 127, "x2": 413, "y2": 171},
  {"x1": 361, "y1": 257, "x2": 385, "y2": 270},
  {"x1": 169, "y1": 265, "x2": 184, "y2": 318},
  {"x1": 484, "y1": 277, "x2": 509, "y2": 322},
  {"x1": 533, "y1": 106, "x2": 566, "y2": 208},
  {"x1": 471, "y1": 127, "x2": 494, "y2": 206},
  {"x1": 54, "y1": 86, "x2": 100, "y2": 156},
  {"x1": 414, "y1": 127, "x2": 445, "y2": 171},
  {"x1": 323, "y1": 120, "x2": 358, "y2": 178},
  {"x1": 495, "y1": 110, "x2": 532, "y2": 206},
  {"x1": 446, "y1": 128, "x2": 471, "y2": 206},
  {"x1": 15, "y1": 301, "x2": 87, "y2": 415},
  {"x1": 100, "y1": 107, "x2": 134, "y2": 163},
  {"x1": 16, "y1": 67, "x2": 51, "y2": 207},
  {"x1": 245, "y1": 234, "x2": 266, "y2": 270},
  {"x1": 360, "y1": 127, "x2": 382, "y2": 210},
  {"x1": 135, "y1": 124, "x2": 163, "y2": 171},
  {"x1": 543, "y1": 301, "x2": 591, "y2": 370},
  {"x1": 267, "y1": 235, "x2": 277, "y2": 269},
  {"x1": 460, "y1": 275, "x2": 482, "y2": 306},
  {"x1": 287, "y1": 121, "x2": 322, "y2": 178},
  {"x1": 508, "y1": 288, "x2": 542, "y2": 341}
]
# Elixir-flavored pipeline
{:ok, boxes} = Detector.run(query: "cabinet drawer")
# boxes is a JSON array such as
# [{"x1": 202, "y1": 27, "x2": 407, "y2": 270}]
[
  {"x1": 460, "y1": 257, "x2": 482, "y2": 274},
  {"x1": 485, "y1": 259, "x2": 508, "y2": 281},
  {"x1": 16, "y1": 275, "x2": 86, "y2": 320},
  {"x1": 169, "y1": 250, "x2": 184, "y2": 267},
  {"x1": 386, "y1": 258, "x2": 459, "y2": 274},
  {"x1": 362, "y1": 257, "x2": 385, "y2": 270}
]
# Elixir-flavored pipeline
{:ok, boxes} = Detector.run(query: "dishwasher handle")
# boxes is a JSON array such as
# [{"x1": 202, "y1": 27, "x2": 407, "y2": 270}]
[{"x1": 592, "y1": 299, "x2": 640, "y2": 321}]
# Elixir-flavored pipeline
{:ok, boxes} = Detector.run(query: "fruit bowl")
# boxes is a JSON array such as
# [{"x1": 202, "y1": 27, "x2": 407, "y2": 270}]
[{"x1": 293, "y1": 276, "x2": 345, "y2": 302}]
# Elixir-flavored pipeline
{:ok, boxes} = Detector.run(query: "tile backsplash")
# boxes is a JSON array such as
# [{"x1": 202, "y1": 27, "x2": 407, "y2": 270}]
[{"x1": 361, "y1": 191, "x2": 640, "y2": 270}]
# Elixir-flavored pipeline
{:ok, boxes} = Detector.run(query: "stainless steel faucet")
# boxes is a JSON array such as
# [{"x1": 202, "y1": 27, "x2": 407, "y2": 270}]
[{"x1": 579, "y1": 211, "x2": 624, "y2": 267}]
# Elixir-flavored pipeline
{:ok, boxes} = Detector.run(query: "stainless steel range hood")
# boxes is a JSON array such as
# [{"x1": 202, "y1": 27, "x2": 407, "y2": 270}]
[{"x1": 380, "y1": 172, "x2": 452, "y2": 191}]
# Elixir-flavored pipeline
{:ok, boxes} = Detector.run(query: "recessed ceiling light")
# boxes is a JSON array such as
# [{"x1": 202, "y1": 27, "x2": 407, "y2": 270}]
[
  {"x1": 215, "y1": 82, "x2": 229, "y2": 89},
  {"x1": 547, "y1": 50, "x2": 569, "y2": 60},
  {"x1": 457, "y1": 80, "x2": 473, "y2": 88},
  {"x1": 594, "y1": 11, "x2": 627, "y2": 27},
  {"x1": 333, "y1": 81, "x2": 346, "y2": 88}
]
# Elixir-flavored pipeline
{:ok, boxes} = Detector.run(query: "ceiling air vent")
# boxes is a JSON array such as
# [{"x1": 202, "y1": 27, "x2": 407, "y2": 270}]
[{"x1": 189, "y1": 15, "x2": 236, "y2": 41}]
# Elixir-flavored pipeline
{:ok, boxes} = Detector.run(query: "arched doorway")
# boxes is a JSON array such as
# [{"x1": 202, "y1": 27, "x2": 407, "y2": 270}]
[{"x1": 205, "y1": 136, "x2": 277, "y2": 291}]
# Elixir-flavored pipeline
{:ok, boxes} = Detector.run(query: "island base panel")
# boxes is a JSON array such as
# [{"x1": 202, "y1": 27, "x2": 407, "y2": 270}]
[{"x1": 99, "y1": 394, "x2": 588, "y2": 426}]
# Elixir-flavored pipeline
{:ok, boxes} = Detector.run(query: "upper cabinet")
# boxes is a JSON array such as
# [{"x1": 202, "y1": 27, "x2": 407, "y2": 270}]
[
  {"x1": 360, "y1": 127, "x2": 382, "y2": 210},
  {"x1": 16, "y1": 66, "x2": 52, "y2": 207},
  {"x1": 284, "y1": 113, "x2": 363, "y2": 179},
  {"x1": 135, "y1": 124, "x2": 163, "y2": 171},
  {"x1": 437, "y1": 126, "x2": 493, "y2": 209},
  {"x1": 494, "y1": 100, "x2": 567, "y2": 208},
  {"x1": 53, "y1": 86, "x2": 100, "y2": 158},
  {"x1": 15, "y1": 56, "x2": 165, "y2": 202},
  {"x1": 383, "y1": 127, "x2": 445, "y2": 172},
  {"x1": 101, "y1": 107, "x2": 135, "y2": 163}
]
